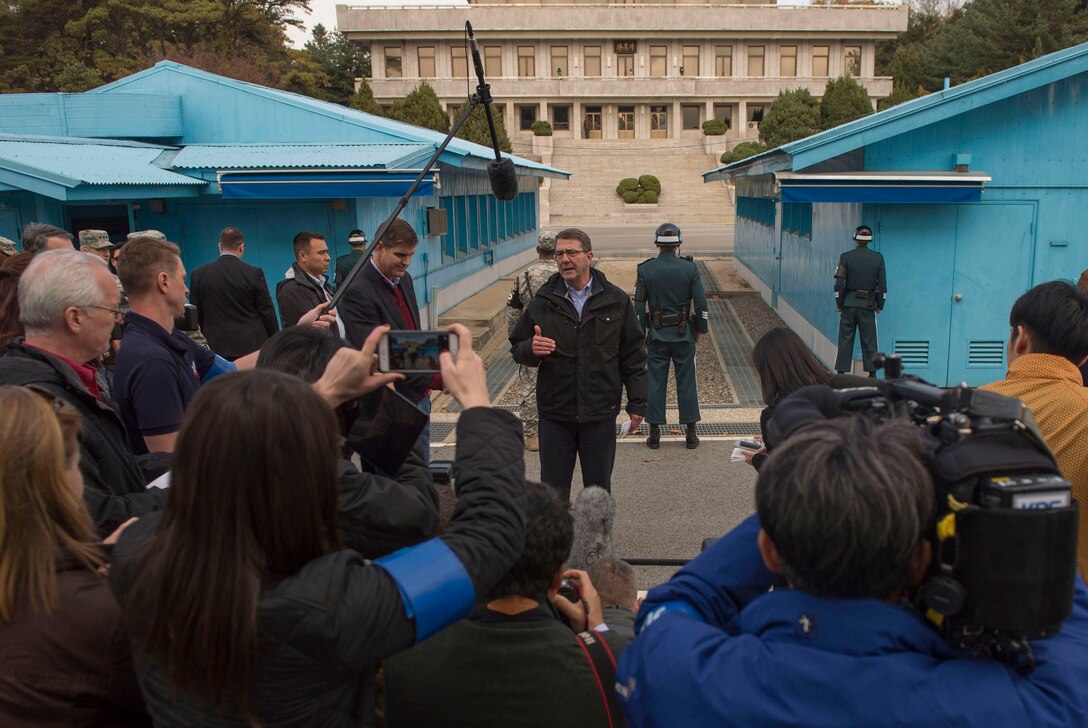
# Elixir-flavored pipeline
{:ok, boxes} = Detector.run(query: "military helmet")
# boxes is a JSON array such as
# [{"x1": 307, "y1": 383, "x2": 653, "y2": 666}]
[
  {"x1": 853, "y1": 225, "x2": 874, "y2": 243},
  {"x1": 653, "y1": 222, "x2": 682, "y2": 247}
]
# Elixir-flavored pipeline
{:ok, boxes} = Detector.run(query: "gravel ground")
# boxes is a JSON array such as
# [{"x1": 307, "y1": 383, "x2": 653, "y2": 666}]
[
  {"x1": 728, "y1": 293, "x2": 787, "y2": 346},
  {"x1": 498, "y1": 331, "x2": 735, "y2": 407}
]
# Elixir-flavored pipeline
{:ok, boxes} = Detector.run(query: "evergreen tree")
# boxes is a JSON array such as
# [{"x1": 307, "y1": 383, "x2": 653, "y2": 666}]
[
  {"x1": 386, "y1": 82, "x2": 450, "y2": 133},
  {"x1": 820, "y1": 76, "x2": 874, "y2": 129},
  {"x1": 877, "y1": 84, "x2": 929, "y2": 111},
  {"x1": 348, "y1": 78, "x2": 384, "y2": 116},
  {"x1": 296, "y1": 23, "x2": 370, "y2": 105},
  {"x1": 720, "y1": 141, "x2": 768, "y2": 165},
  {"x1": 454, "y1": 97, "x2": 512, "y2": 153},
  {"x1": 759, "y1": 89, "x2": 821, "y2": 149}
]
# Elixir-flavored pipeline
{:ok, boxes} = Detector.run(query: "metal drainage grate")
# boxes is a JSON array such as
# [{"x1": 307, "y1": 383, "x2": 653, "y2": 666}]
[
  {"x1": 615, "y1": 422, "x2": 761, "y2": 437},
  {"x1": 430, "y1": 422, "x2": 456, "y2": 441},
  {"x1": 447, "y1": 346, "x2": 520, "y2": 413}
]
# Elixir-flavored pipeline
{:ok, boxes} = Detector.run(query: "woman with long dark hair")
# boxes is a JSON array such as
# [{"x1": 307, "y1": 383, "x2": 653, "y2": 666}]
[
  {"x1": 0, "y1": 386, "x2": 147, "y2": 726},
  {"x1": 746, "y1": 327, "x2": 831, "y2": 468},
  {"x1": 109, "y1": 325, "x2": 527, "y2": 727},
  {"x1": 0, "y1": 252, "x2": 33, "y2": 347}
]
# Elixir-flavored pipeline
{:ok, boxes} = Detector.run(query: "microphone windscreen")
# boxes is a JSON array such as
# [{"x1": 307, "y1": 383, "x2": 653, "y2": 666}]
[
  {"x1": 567, "y1": 486, "x2": 614, "y2": 570},
  {"x1": 488, "y1": 157, "x2": 519, "y2": 201}
]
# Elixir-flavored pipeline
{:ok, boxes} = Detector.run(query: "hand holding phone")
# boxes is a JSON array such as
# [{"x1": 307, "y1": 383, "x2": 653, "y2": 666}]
[{"x1": 379, "y1": 329, "x2": 460, "y2": 373}]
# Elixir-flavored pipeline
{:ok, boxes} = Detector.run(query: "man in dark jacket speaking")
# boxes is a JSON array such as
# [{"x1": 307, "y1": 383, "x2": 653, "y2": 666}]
[{"x1": 510, "y1": 228, "x2": 646, "y2": 502}]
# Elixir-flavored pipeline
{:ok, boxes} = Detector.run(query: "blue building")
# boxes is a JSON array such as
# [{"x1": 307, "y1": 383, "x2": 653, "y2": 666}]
[
  {"x1": 0, "y1": 62, "x2": 568, "y2": 320},
  {"x1": 706, "y1": 42, "x2": 1088, "y2": 386}
]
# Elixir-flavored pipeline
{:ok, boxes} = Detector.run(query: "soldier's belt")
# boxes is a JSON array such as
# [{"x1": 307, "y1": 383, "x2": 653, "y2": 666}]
[{"x1": 853, "y1": 289, "x2": 871, "y2": 299}]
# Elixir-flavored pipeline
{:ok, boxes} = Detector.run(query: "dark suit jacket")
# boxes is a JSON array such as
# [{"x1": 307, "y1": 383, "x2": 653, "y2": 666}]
[
  {"x1": 340, "y1": 261, "x2": 430, "y2": 401},
  {"x1": 276, "y1": 262, "x2": 335, "y2": 331},
  {"x1": 188, "y1": 254, "x2": 278, "y2": 360}
]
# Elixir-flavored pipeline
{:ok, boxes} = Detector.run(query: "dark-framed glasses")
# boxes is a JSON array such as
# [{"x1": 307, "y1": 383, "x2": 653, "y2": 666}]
[
  {"x1": 554, "y1": 249, "x2": 586, "y2": 260},
  {"x1": 89, "y1": 305, "x2": 127, "y2": 323}
]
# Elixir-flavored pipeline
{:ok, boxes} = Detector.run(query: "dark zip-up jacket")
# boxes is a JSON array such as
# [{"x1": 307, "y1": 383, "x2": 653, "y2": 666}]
[
  {"x1": 510, "y1": 269, "x2": 647, "y2": 422},
  {"x1": 0, "y1": 340, "x2": 165, "y2": 534},
  {"x1": 108, "y1": 407, "x2": 526, "y2": 728}
]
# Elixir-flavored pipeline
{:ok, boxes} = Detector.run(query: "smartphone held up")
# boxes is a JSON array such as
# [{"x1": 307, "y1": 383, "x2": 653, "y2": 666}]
[{"x1": 378, "y1": 330, "x2": 459, "y2": 374}]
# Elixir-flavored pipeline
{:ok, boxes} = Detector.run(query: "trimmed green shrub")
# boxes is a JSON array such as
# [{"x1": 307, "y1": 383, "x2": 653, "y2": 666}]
[
  {"x1": 622, "y1": 190, "x2": 641, "y2": 204},
  {"x1": 759, "y1": 88, "x2": 820, "y2": 148},
  {"x1": 720, "y1": 141, "x2": 768, "y2": 165},
  {"x1": 616, "y1": 178, "x2": 639, "y2": 196},
  {"x1": 640, "y1": 190, "x2": 659, "y2": 204},
  {"x1": 702, "y1": 119, "x2": 728, "y2": 136},
  {"x1": 820, "y1": 75, "x2": 873, "y2": 130},
  {"x1": 531, "y1": 119, "x2": 553, "y2": 136},
  {"x1": 638, "y1": 175, "x2": 661, "y2": 194}
]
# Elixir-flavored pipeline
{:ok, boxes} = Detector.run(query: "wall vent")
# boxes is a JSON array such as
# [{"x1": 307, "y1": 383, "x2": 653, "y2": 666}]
[
  {"x1": 893, "y1": 340, "x2": 929, "y2": 368},
  {"x1": 968, "y1": 340, "x2": 1005, "y2": 367}
]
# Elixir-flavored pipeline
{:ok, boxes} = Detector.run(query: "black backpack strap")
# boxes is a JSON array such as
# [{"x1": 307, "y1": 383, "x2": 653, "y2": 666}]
[
  {"x1": 574, "y1": 630, "x2": 623, "y2": 728},
  {"x1": 524, "y1": 270, "x2": 534, "y2": 300}
]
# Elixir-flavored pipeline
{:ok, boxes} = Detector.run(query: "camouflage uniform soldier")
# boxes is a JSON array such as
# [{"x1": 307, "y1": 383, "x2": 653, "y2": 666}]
[
  {"x1": 506, "y1": 230, "x2": 558, "y2": 451},
  {"x1": 0, "y1": 236, "x2": 17, "y2": 264}
]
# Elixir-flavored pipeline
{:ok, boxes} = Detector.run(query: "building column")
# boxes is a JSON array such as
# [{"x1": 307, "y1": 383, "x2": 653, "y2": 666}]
[
  {"x1": 738, "y1": 100, "x2": 748, "y2": 141},
  {"x1": 671, "y1": 100, "x2": 682, "y2": 139}
]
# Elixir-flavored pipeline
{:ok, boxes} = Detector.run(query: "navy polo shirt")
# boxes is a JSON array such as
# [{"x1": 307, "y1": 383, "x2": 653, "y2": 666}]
[{"x1": 115, "y1": 312, "x2": 216, "y2": 454}]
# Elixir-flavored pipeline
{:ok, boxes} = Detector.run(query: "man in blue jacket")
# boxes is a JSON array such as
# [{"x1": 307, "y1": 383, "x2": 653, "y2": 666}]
[{"x1": 618, "y1": 415, "x2": 1088, "y2": 727}]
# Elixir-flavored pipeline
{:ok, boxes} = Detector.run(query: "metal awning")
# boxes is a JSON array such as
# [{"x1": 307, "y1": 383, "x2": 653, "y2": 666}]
[
  {"x1": 776, "y1": 171, "x2": 991, "y2": 204},
  {"x1": 217, "y1": 170, "x2": 436, "y2": 200}
]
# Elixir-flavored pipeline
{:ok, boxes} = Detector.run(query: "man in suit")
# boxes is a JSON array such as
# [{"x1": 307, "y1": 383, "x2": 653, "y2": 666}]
[
  {"x1": 188, "y1": 227, "x2": 278, "y2": 360},
  {"x1": 340, "y1": 218, "x2": 438, "y2": 454},
  {"x1": 276, "y1": 231, "x2": 346, "y2": 339}
]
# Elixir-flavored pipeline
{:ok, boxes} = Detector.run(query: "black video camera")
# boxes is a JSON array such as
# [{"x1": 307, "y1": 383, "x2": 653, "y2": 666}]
[{"x1": 770, "y1": 354, "x2": 1078, "y2": 671}]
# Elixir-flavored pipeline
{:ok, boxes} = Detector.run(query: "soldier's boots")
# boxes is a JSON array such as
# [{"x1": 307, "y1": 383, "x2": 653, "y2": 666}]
[
  {"x1": 647, "y1": 424, "x2": 661, "y2": 449},
  {"x1": 686, "y1": 423, "x2": 700, "y2": 450}
]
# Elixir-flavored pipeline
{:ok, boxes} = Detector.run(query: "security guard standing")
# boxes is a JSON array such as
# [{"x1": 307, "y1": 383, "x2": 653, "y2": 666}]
[
  {"x1": 634, "y1": 222, "x2": 708, "y2": 449},
  {"x1": 834, "y1": 225, "x2": 886, "y2": 375},
  {"x1": 505, "y1": 230, "x2": 558, "y2": 452}
]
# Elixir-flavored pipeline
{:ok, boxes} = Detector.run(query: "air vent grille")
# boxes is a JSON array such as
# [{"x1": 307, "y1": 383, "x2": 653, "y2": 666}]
[
  {"x1": 893, "y1": 340, "x2": 930, "y2": 368},
  {"x1": 968, "y1": 340, "x2": 1005, "y2": 367}
]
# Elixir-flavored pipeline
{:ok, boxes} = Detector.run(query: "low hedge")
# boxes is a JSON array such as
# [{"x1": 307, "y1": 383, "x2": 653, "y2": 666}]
[
  {"x1": 531, "y1": 120, "x2": 553, "y2": 136},
  {"x1": 702, "y1": 119, "x2": 728, "y2": 136},
  {"x1": 617, "y1": 175, "x2": 662, "y2": 204}
]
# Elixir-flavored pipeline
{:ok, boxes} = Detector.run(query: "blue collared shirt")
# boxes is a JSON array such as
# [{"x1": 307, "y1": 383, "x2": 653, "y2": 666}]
[{"x1": 564, "y1": 279, "x2": 594, "y2": 317}]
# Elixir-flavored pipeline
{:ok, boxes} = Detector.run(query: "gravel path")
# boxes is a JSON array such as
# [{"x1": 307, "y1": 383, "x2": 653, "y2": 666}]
[{"x1": 728, "y1": 293, "x2": 787, "y2": 346}]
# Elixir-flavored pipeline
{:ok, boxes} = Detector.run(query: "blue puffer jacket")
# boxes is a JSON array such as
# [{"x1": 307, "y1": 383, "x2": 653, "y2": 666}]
[{"x1": 618, "y1": 515, "x2": 1088, "y2": 728}]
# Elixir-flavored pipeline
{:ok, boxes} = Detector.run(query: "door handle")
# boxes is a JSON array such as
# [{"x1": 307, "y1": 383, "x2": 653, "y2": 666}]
[{"x1": 954, "y1": 293, "x2": 963, "y2": 302}]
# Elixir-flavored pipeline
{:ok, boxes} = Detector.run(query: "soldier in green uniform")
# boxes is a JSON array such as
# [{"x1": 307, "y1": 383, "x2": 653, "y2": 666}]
[
  {"x1": 834, "y1": 225, "x2": 887, "y2": 375},
  {"x1": 634, "y1": 222, "x2": 708, "y2": 449},
  {"x1": 505, "y1": 230, "x2": 558, "y2": 451},
  {"x1": 334, "y1": 229, "x2": 367, "y2": 289}
]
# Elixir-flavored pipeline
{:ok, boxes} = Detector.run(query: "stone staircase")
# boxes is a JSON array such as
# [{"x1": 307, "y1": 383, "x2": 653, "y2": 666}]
[{"x1": 546, "y1": 138, "x2": 733, "y2": 226}]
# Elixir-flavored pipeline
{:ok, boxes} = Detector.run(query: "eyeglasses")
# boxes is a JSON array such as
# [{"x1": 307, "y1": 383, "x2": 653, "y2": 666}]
[
  {"x1": 554, "y1": 249, "x2": 587, "y2": 260},
  {"x1": 89, "y1": 305, "x2": 127, "y2": 323}
]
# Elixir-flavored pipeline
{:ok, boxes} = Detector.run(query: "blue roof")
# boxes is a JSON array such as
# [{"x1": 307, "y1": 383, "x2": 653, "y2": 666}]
[
  {"x1": 92, "y1": 62, "x2": 571, "y2": 180},
  {"x1": 705, "y1": 40, "x2": 1088, "y2": 181},
  {"x1": 169, "y1": 143, "x2": 436, "y2": 170},
  {"x1": 0, "y1": 137, "x2": 203, "y2": 188}
]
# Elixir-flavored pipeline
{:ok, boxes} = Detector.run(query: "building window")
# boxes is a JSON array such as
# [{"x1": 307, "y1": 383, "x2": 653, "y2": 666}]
[
  {"x1": 583, "y1": 105, "x2": 603, "y2": 139},
  {"x1": 552, "y1": 46, "x2": 568, "y2": 76},
  {"x1": 715, "y1": 46, "x2": 732, "y2": 77},
  {"x1": 650, "y1": 105, "x2": 668, "y2": 138},
  {"x1": 713, "y1": 103, "x2": 732, "y2": 130},
  {"x1": 682, "y1": 45, "x2": 699, "y2": 76},
  {"x1": 448, "y1": 104, "x2": 463, "y2": 123},
  {"x1": 584, "y1": 46, "x2": 602, "y2": 76},
  {"x1": 845, "y1": 45, "x2": 862, "y2": 77},
  {"x1": 451, "y1": 46, "x2": 468, "y2": 77},
  {"x1": 518, "y1": 46, "x2": 536, "y2": 78},
  {"x1": 682, "y1": 105, "x2": 701, "y2": 130},
  {"x1": 617, "y1": 54, "x2": 635, "y2": 77},
  {"x1": 484, "y1": 45, "x2": 502, "y2": 77},
  {"x1": 618, "y1": 105, "x2": 635, "y2": 138},
  {"x1": 780, "y1": 45, "x2": 797, "y2": 77},
  {"x1": 747, "y1": 46, "x2": 765, "y2": 77},
  {"x1": 418, "y1": 46, "x2": 436, "y2": 78},
  {"x1": 518, "y1": 105, "x2": 538, "y2": 131},
  {"x1": 812, "y1": 45, "x2": 830, "y2": 77},
  {"x1": 551, "y1": 104, "x2": 571, "y2": 131},
  {"x1": 748, "y1": 104, "x2": 765, "y2": 123},
  {"x1": 650, "y1": 45, "x2": 667, "y2": 77},
  {"x1": 384, "y1": 47, "x2": 402, "y2": 78}
]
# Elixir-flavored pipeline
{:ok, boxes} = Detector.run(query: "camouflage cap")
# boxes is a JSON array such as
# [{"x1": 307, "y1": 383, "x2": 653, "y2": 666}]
[
  {"x1": 78, "y1": 229, "x2": 113, "y2": 249},
  {"x1": 536, "y1": 230, "x2": 557, "y2": 252},
  {"x1": 0, "y1": 236, "x2": 16, "y2": 256},
  {"x1": 128, "y1": 230, "x2": 166, "y2": 241}
]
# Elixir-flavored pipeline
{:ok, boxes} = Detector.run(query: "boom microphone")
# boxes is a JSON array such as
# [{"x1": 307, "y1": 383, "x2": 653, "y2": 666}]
[{"x1": 466, "y1": 21, "x2": 519, "y2": 202}]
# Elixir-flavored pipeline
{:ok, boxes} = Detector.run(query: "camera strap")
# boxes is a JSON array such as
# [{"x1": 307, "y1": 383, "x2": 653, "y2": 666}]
[{"x1": 574, "y1": 630, "x2": 622, "y2": 727}]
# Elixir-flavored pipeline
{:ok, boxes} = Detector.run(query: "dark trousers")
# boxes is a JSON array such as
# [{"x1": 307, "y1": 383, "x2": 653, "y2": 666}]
[
  {"x1": 646, "y1": 339, "x2": 700, "y2": 425},
  {"x1": 539, "y1": 417, "x2": 617, "y2": 503},
  {"x1": 836, "y1": 306, "x2": 879, "y2": 372}
]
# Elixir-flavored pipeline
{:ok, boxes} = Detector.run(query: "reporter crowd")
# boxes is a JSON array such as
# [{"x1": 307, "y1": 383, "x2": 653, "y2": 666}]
[{"x1": 0, "y1": 227, "x2": 1087, "y2": 727}]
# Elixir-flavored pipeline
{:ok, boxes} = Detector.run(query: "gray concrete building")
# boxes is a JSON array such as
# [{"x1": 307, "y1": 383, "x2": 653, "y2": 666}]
[{"x1": 337, "y1": 0, "x2": 907, "y2": 145}]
